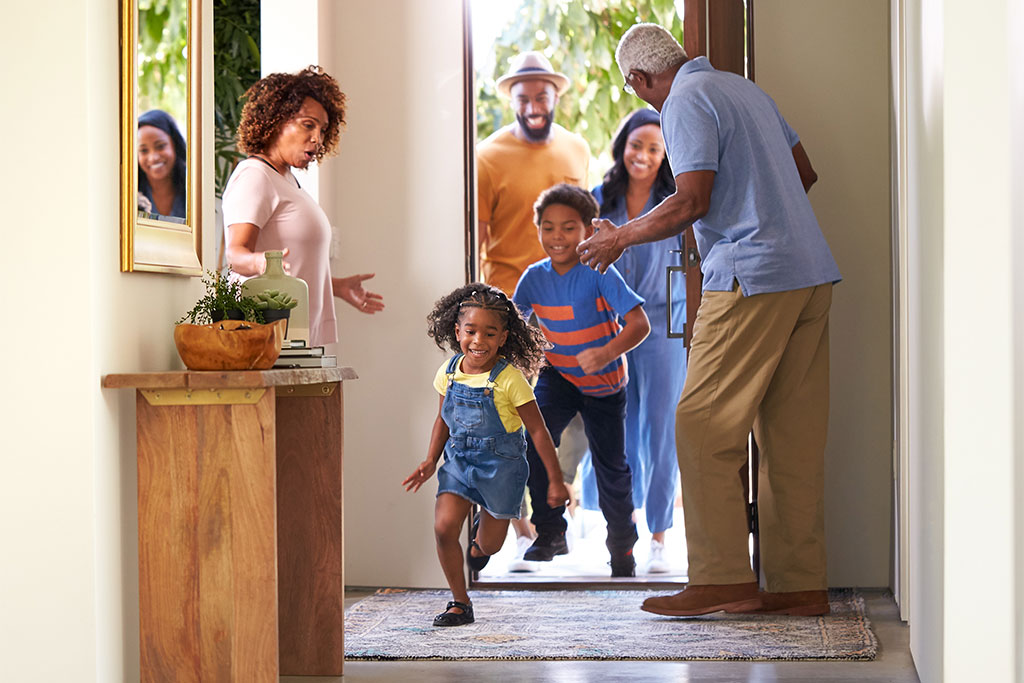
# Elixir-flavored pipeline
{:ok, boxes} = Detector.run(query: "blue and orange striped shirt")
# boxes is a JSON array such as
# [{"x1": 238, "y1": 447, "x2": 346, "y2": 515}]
[{"x1": 513, "y1": 260, "x2": 645, "y2": 397}]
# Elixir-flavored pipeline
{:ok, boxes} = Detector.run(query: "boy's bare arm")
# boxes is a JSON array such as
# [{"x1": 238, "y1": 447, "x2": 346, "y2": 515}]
[
  {"x1": 575, "y1": 305, "x2": 651, "y2": 375},
  {"x1": 403, "y1": 395, "x2": 449, "y2": 492},
  {"x1": 516, "y1": 401, "x2": 570, "y2": 508}
]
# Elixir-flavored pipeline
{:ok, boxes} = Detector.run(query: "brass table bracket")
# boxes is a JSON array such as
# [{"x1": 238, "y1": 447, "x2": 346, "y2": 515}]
[
  {"x1": 140, "y1": 388, "x2": 267, "y2": 406},
  {"x1": 278, "y1": 382, "x2": 338, "y2": 397}
]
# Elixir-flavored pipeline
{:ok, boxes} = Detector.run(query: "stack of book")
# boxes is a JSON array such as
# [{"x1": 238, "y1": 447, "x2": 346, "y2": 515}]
[{"x1": 274, "y1": 342, "x2": 337, "y2": 368}]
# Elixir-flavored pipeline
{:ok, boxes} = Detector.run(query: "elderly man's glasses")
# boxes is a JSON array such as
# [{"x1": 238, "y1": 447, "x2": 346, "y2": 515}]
[{"x1": 623, "y1": 72, "x2": 637, "y2": 95}]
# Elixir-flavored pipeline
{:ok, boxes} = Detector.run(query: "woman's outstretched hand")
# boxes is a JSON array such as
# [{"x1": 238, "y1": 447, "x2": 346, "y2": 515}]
[
  {"x1": 402, "y1": 459, "x2": 437, "y2": 492},
  {"x1": 333, "y1": 273, "x2": 385, "y2": 314},
  {"x1": 548, "y1": 479, "x2": 571, "y2": 509}
]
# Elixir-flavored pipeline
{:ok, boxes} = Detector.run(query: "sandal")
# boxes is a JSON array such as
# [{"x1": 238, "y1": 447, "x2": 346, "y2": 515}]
[
  {"x1": 433, "y1": 600, "x2": 475, "y2": 627},
  {"x1": 466, "y1": 512, "x2": 490, "y2": 572}
]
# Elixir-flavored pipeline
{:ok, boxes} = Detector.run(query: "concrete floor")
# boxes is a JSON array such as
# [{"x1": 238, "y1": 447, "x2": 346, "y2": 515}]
[{"x1": 281, "y1": 588, "x2": 920, "y2": 682}]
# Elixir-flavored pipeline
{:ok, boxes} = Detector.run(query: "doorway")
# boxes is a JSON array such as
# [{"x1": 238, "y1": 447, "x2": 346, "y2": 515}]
[{"x1": 465, "y1": 0, "x2": 756, "y2": 588}]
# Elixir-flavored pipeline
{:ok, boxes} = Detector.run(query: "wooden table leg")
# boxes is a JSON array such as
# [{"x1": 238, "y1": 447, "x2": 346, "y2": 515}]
[
  {"x1": 276, "y1": 383, "x2": 345, "y2": 675},
  {"x1": 136, "y1": 389, "x2": 279, "y2": 682}
]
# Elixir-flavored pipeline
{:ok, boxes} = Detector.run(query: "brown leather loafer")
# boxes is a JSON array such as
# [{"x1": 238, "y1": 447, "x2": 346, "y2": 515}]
[
  {"x1": 754, "y1": 589, "x2": 830, "y2": 616},
  {"x1": 641, "y1": 581, "x2": 762, "y2": 616}
]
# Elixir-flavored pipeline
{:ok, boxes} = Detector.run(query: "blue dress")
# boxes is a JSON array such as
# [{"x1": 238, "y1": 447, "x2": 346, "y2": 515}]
[
  {"x1": 435, "y1": 355, "x2": 530, "y2": 519},
  {"x1": 581, "y1": 186, "x2": 688, "y2": 534}
]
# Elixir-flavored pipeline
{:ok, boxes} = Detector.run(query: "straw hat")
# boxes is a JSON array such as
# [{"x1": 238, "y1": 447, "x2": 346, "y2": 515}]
[{"x1": 495, "y1": 51, "x2": 571, "y2": 98}]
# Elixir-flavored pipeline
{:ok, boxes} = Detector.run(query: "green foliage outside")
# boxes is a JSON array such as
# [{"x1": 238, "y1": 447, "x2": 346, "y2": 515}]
[
  {"x1": 138, "y1": 0, "x2": 188, "y2": 128},
  {"x1": 476, "y1": 0, "x2": 683, "y2": 185},
  {"x1": 213, "y1": 0, "x2": 261, "y2": 197}
]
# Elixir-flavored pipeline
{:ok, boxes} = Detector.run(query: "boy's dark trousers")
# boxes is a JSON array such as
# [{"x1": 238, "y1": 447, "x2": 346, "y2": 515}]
[{"x1": 525, "y1": 366, "x2": 638, "y2": 552}]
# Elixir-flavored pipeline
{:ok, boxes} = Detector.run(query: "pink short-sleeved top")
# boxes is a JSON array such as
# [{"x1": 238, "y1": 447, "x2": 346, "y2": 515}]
[{"x1": 222, "y1": 158, "x2": 337, "y2": 346}]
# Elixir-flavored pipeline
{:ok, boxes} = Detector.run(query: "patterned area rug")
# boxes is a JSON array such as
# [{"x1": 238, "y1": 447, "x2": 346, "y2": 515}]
[{"x1": 345, "y1": 588, "x2": 877, "y2": 661}]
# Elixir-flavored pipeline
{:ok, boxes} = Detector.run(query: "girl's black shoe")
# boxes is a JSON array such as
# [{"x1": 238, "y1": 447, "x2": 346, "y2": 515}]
[
  {"x1": 433, "y1": 600, "x2": 475, "y2": 627},
  {"x1": 466, "y1": 513, "x2": 490, "y2": 571}
]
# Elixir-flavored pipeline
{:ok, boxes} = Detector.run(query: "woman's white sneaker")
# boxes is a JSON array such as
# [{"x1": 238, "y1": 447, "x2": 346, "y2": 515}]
[
  {"x1": 646, "y1": 539, "x2": 670, "y2": 574},
  {"x1": 508, "y1": 535, "x2": 539, "y2": 572}
]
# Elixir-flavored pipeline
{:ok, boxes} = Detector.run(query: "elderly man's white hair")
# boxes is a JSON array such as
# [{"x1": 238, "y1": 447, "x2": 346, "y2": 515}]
[{"x1": 615, "y1": 23, "x2": 688, "y2": 79}]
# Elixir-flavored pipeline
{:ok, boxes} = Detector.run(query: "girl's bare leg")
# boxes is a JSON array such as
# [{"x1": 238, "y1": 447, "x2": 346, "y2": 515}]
[
  {"x1": 469, "y1": 509, "x2": 512, "y2": 558},
  {"x1": 434, "y1": 493, "x2": 473, "y2": 609}
]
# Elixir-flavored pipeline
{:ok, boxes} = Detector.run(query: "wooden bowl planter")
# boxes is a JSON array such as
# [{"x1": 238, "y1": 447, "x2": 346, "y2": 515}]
[{"x1": 173, "y1": 318, "x2": 287, "y2": 371}]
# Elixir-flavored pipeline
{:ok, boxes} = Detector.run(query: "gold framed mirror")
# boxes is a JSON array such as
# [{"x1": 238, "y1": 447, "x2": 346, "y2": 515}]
[{"x1": 120, "y1": 0, "x2": 202, "y2": 275}]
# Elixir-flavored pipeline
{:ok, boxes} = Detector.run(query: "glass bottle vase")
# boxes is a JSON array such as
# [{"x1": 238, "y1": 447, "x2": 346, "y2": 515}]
[{"x1": 242, "y1": 250, "x2": 310, "y2": 345}]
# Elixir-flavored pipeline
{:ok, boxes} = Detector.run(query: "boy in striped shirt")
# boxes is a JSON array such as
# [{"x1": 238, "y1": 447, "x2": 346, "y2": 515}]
[{"x1": 512, "y1": 183, "x2": 651, "y2": 576}]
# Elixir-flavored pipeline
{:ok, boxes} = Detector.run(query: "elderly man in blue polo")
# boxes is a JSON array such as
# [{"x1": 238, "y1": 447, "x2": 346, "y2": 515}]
[{"x1": 578, "y1": 23, "x2": 841, "y2": 617}]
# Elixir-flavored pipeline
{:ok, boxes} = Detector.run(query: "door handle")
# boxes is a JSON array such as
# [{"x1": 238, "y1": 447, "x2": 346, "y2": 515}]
[{"x1": 666, "y1": 249, "x2": 685, "y2": 339}]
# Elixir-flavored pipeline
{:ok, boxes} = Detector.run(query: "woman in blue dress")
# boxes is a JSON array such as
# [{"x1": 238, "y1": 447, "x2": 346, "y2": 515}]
[
  {"x1": 589, "y1": 108, "x2": 687, "y2": 573},
  {"x1": 137, "y1": 109, "x2": 187, "y2": 221}
]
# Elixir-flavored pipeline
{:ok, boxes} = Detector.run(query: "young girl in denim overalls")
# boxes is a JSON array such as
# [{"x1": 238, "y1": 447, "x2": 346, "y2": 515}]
[{"x1": 403, "y1": 284, "x2": 569, "y2": 627}]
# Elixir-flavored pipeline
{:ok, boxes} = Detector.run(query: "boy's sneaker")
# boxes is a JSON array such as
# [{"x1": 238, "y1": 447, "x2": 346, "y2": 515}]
[
  {"x1": 645, "y1": 539, "x2": 670, "y2": 574},
  {"x1": 610, "y1": 547, "x2": 636, "y2": 577},
  {"x1": 507, "y1": 536, "x2": 539, "y2": 572},
  {"x1": 523, "y1": 531, "x2": 569, "y2": 561}
]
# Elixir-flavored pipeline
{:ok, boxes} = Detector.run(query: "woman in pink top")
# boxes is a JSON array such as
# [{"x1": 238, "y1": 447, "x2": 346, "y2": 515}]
[{"x1": 224, "y1": 66, "x2": 384, "y2": 346}]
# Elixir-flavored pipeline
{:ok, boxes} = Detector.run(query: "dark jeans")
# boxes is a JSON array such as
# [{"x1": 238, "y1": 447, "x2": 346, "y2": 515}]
[{"x1": 525, "y1": 366, "x2": 638, "y2": 550}]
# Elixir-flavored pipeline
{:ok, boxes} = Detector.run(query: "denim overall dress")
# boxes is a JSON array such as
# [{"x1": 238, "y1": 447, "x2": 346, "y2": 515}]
[{"x1": 435, "y1": 355, "x2": 529, "y2": 519}]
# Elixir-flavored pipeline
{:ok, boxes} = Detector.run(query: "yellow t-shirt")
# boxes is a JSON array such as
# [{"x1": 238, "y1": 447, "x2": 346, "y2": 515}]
[
  {"x1": 476, "y1": 124, "x2": 591, "y2": 295},
  {"x1": 433, "y1": 357, "x2": 536, "y2": 433}
]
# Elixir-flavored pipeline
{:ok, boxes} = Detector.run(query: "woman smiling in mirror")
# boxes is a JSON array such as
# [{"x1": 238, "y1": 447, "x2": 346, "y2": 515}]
[
  {"x1": 137, "y1": 109, "x2": 187, "y2": 222},
  {"x1": 224, "y1": 66, "x2": 384, "y2": 347}
]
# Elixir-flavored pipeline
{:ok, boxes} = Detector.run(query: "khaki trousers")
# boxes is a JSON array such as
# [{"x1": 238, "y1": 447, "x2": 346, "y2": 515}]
[{"x1": 676, "y1": 282, "x2": 832, "y2": 592}]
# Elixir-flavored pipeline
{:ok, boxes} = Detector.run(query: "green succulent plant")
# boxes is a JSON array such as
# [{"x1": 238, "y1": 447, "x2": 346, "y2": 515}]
[{"x1": 178, "y1": 269, "x2": 266, "y2": 325}]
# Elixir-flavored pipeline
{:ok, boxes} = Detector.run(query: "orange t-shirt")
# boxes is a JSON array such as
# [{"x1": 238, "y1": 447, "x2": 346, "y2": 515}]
[{"x1": 476, "y1": 124, "x2": 590, "y2": 295}]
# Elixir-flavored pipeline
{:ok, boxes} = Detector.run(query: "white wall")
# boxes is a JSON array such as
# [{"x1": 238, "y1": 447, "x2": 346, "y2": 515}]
[
  {"x1": 941, "y1": 0, "x2": 1019, "y2": 679},
  {"x1": 0, "y1": 2, "x2": 214, "y2": 680},
  {"x1": 754, "y1": 0, "x2": 894, "y2": 588},
  {"x1": 897, "y1": 0, "x2": 946, "y2": 679},
  {"x1": 261, "y1": 0, "x2": 320, "y2": 201},
  {"x1": 897, "y1": 0, "x2": 1024, "y2": 681},
  {"x1": 319, "y1": 0, "x2": 467, "y2": 587}
]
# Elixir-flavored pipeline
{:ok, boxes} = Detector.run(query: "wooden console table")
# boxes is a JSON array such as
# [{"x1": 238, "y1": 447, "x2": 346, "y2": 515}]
[{"x1": 102, "y1": 367, "x2": 357, "y2": 681}]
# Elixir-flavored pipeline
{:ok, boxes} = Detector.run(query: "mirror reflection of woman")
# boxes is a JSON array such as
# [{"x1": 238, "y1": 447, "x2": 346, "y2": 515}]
[
  {"x1": 224, "y1": 66, "x2": 384, "y2": 348},
  {"x1": 137, "y1": 109, "x2": 187, "y2": 221},
  {"x1": 587, "y1": 108, "x2": 687, "y2": 574}
]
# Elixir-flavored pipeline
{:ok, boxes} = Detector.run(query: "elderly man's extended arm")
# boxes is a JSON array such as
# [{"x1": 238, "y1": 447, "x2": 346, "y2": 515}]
[
  {"x1": 577, "y1": 169, "x2": 714, "y2": 273},
  {"x1": 791, "y1": 142, "x2": 817, "y2": 193}
]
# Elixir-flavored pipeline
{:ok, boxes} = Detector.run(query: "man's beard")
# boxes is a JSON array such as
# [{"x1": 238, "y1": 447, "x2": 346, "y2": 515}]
[{"x1": 516, "y1": 113, "x2": 554, "y2": 142}]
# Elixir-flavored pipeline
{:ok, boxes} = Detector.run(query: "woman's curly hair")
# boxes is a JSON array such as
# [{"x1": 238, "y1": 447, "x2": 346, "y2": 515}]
[
  {"x1": 427, "y1": 283, "x2": 549, "y2": 377},
  {"x1": 236, "y1": 66, "x2": 346, "y2": 162}
]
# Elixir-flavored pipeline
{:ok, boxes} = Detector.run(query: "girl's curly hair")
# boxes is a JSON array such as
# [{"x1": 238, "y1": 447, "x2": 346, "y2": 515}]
[
  {"x1": 236, "y1": 66, "x2": 346, "y2": 163},
  {"x1": 427, "y1": 283, "x2": 549, "y2": 376}
]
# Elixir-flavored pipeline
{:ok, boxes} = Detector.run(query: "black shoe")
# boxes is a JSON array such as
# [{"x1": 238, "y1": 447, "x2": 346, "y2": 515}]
[
  {"x1": 433, "y1": 600, "x2": 475, "y2": 627},
  {"x1": 466, "y1": 512, "x2": 490, "y2": 572},
  {"x1": 607, "y1": 525, "x2": 639, "y2": 576},
  {"x1": 523, "y1": 532, "x2": 569, "y2": 562}
]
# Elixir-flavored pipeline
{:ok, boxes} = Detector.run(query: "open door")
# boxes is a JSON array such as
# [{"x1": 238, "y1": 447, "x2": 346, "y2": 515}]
[
  {"x1": 682, "y1": 0, "x2": 762, "y2": 576},
  {"x1": 464, "y1": 0, "x2": 756, "y2": 587}
]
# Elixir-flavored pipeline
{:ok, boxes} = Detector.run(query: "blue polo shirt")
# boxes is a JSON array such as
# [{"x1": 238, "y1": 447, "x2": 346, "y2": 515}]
[{"x1": 660, "y1": 56, "x2": 841, "y2": 295}]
